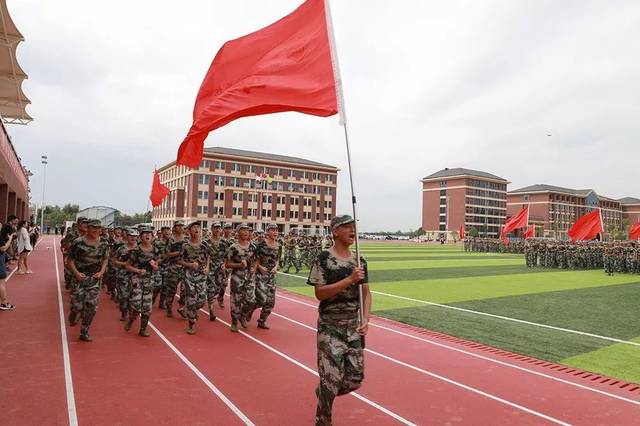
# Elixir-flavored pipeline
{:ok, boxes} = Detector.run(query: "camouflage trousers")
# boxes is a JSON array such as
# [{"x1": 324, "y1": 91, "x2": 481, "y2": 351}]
[
  {"x1": 164, "y1": 265, "x2": 183, "y2": 312},
  {"x1": 283, "y1": 249, "x2": 301, "y2": 272},
  {"x1": 70, "y1": 276, "x2": 101, "y2": 331},
  {"x1": 254, "y1": 271, "x2": 276, "y2": 323},
  {"x1": 315, "y1": 316, "x2": 364, "y2": 425},
  {"x1": 207, "y1": 266, "x2": 226, "y2": 304},
  {"x1": 184, "y1": 269, "x2": 207, "y2": 325},
  {"x1": 216, "y1": 269, "x2": 231, "y2": 302},
  {"x1": 104, "y1": 267, "x2": 116, "y2": 295},
  {"x1": 63, "y1": 258, "x2": 74, "y2": 290},
  {"x1": 230, "y1": 271, "x2": 255, "y2": 322},
  {"x1": 129, "y1": 274, "x2": 154, "y2": 318},
  {"x1": 153, "y1": 266, "x2": 168, "y2": 305},
  {"x1": 116, "y1": 270, "x2": 132, "y2": 314}
]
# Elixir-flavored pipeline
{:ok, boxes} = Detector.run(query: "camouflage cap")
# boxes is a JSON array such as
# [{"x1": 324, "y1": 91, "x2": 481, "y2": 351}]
[
  {"x1": 330, "y1": 214, "x2": 355, "y2": 230},
  {"x1": 160, "y1": 225, "x2": 170, "y2": 230},
  {"x1": 187, "y1": 220, "x2": 201, "y2": 229},
  {"x1": 266, "y1": 223, "x2": 278, "y2": 230},
  {"x1": 126, "y1": 228, "x2": 139, "y2": 237},
  {"x1": 211, "y1": 222, "x2": 222, "y2": 228},
  {"x1": 223, "y1": 223, "x2": 233, "y2": 229},
  {"x1": 77, "y1": 216, "x2": 88, "y2": 224},
  {"x1": 236, "y1": 223, "x2": 249, "y2": 230},
  {"x1": 173, "y1": 220, "x2": 185, "y2": 227},
  {"x1": 87, "y1": 219, "x2": 102, "y2": 227},
  {"x1": 139, "y1": 225, "x2": 154, "y2": 234}
]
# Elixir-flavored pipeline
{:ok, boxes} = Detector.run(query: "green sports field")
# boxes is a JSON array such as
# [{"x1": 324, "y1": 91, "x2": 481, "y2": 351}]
[{"x1": 277, "y1": 242, "x2": 640, "y2": 384}]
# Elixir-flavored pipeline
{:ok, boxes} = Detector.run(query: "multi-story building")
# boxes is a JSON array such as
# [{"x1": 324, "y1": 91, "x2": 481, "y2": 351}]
[
  {"x1": 152, "y1": 147, "x2": 338, "y2": 234},
  {"x1": 507, "y1": 184, "x2": 625, "y2": 239},
  {"x1": 619, "y1": 197, "x2": 640, "y2": 224},
  {"x1": 421, "y1": 168, "x2": 509, "y2": 239}
]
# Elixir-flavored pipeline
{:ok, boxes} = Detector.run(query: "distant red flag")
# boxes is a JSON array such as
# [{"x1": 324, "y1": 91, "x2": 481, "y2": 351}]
[
  {"x1": 568, "y1": 209, "x2": 604, "y2": 242},
  {"x1": 523, "y1": 225, "x2": 535, "y2": 239},
  {"x1": 501, "y1": 206, "x2": 529, "y2": 244},
  {"x1": 150, "y1": 170, "x2": 170, "y2": 207},
  {"x1": 459, "y1": 225, "x2": 465, "y2": 240},
  {"x1": 176, "y1": 0, "x2": 338, "y2": 168},
  {"x1": 629, "y1": 222, "x2": 640, "y2": 240}
]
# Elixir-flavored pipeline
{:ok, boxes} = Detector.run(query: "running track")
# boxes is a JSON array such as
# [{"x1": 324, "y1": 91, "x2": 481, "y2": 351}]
[{"x1": 1, "y1": 236, "x2": 639, "y2": 425}]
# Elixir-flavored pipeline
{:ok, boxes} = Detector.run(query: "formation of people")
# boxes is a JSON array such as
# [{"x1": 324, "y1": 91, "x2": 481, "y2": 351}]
[
  {"x1": 464, "y1": 238, "x2": 525, "y2": 254},
  {"x1": 60, "y1": 218, "x2": 334, "y2": 341}
]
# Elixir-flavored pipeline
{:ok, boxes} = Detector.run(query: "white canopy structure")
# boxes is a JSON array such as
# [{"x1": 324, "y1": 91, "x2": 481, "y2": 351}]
[{"x1": 0, "y1": 0, "x2": 30, "y2": 125}]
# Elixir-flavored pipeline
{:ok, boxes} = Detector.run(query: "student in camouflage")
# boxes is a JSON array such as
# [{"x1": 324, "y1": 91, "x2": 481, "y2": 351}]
[
  {"x1": 124, "y1": 226, "x2": 160, "y2": 337},
  {"x1": 205, "y1": 222, "x2": 226, "y2": 321},
  {"x1": 67, "y1": 219, "x2": 110, "y2": 342},
  {"x1": 106, "y1": 226, "x2": 125, "y2": 302},
  {"x1": 154, "y1": 226, "x2": 171, "y2": 308},
  {"x1": 164, "y1": 221, "x2": 187, "y2": 318},
  {"x1": 112, "y1": 229, "x2": 138, "y2": 321},
  {"x1": 61, "y1": 218, "x2": 88, "y2": 291},
  {"x1": 252, "y1": 223, "x2": 280, "y2": 329},
  {"x1": 307, "y1": 215, "x2": 371, "y2": 426},
  {"x1": 178, "y1": 222, "x2": 209, "y2": 335},
  {"x1": 225, "y1": 223, "x2": 255, "y2": 332},
  {"x1": 217, "y1": 223, "x2": 235, "y2": 308}
]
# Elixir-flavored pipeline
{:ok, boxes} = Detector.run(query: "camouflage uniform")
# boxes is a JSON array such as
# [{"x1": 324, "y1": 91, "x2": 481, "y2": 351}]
[
  {"x1": 205, "y1": 237, "x2": 227, "y2": 319},
  {"x1": 307, "y1": 249, "x2": 369, "y2": 426},
  {"x1": 165, "y1": 235, "x2": 186, "y2": 316},
  {"x1": 283, "y1": 234, "x2": 301, "y2": 273},
  {"x1": 60, "y1": 229, "x2": 78, "y2": 290},
  {"x1": 114, "y1": 243, "x2": 136, "y2": 318},
  {"x1": 253, "y1": 239, "x2": 280, "y2": 326},
  {"x1": 152, "y1": 236, "x2": 169, "y2": 307},
  {"x1": 218, "y1": 235, "x2": 236, "y2": 305},
  {"x1": 226, "y1": 241, "x2": 255, "y2": 326},
  {"x1": 181, "y1": 241, "x2": 209, "y2": 333},
  {"x1": 126, "y1": 243, "x2": 160, "y2": 335},
  {"x1": 68, "y1": 236, "x2": 110, "y2": 338}
]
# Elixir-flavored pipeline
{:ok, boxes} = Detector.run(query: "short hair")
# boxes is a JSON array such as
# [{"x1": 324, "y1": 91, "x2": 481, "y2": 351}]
[{"x1": 7, "y1": 214, "x2": 17, "y2": 222}]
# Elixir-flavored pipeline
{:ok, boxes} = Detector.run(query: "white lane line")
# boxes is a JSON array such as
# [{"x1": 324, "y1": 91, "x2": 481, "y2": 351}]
[
  {"x1": 277, "y1": 271, "x2": 640, "y2": 347},
  {"x1": 52, "y1": 237, "x2": 79, "y2": 426},
  {"x1": 269, "y1": 311, "x2": 571, "y2": 426},
  {"x1": 147, "y1": 322, "x2": 254, "y2": 426},
  {"x1": 196, "y1": 304, "x2": 416, "y2": 426},
  {"x1": 274, "y1": 292, "x2": 640, "y2": 408}
]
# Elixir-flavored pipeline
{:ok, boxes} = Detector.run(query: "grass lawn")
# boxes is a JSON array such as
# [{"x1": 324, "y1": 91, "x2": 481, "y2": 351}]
[{"x1": 278, "y1": 242, "x2": 640, "y2": 384}]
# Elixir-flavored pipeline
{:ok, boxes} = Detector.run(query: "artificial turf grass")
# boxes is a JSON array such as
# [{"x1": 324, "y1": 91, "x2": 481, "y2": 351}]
[{"x1": 561, "y1": 337, "x2": 640, "y2": 385}]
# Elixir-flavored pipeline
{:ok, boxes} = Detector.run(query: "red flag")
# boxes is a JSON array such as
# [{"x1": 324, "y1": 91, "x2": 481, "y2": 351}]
[
  {"x1": 568, "y1": 209, "x2": 604, "y2": 242},
  {"x1": 523, "y1": 225, "x2": 535, "y2": 239},
  {"x1": 459, "y1": 225, "x2": 465, "y2": 240},
  {"x1": 629, "y1": 222, "x2": 640, "y2": 240},
  {"x1": 500, "y1": 206, "x2": 529, "y2": 244},
  {"x1": 177, "y1": 0, "x2": 338, "y2": 167},
  {"x1": 150, "y1": 170, "x2": 170, "y2": 207}
]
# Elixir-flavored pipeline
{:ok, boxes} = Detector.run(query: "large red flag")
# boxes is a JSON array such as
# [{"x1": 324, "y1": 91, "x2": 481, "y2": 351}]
[
  {"x1": 177, "y1": 0, "x2": 338, "y2": 167},
  {"x1": 629, "y1": 222, "x2": 640, "y2": 240},
  {"x1": 150, "y1": 170, "x2": 170, "y2": 207},
  {"x1": 500, "y1": 206, "x2": 529, "y2": 244},
  {"x1": 568, "y1": 209, "x2": 604, "y2": 242},
  {"x1": 458, "y1": 225, "x2": 465, "y2": 240},
  {"x1": 523, "y1": 225, "x2": 535, "y2": 239}
]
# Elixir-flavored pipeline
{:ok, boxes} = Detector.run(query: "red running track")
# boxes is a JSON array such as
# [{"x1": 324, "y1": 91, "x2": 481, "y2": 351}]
[{"x1": 1, "y1": 235, "x2": 639, "y2": 425}]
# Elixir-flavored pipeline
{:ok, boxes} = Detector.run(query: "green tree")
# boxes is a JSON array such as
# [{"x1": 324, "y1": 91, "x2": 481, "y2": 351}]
[{"x1": 469, "y1": 227, "x2": 479, "y2": 238}]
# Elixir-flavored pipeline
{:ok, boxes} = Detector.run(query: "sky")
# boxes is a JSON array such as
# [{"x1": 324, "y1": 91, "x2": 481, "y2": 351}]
[{"x1": 8, "y1": 0, "x2": 640, "y2": 231}]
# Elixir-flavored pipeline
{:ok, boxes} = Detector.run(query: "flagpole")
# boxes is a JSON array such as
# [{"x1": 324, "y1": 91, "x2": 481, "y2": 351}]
[{"x1": 325, "y1": 0, "x2": 365, "y2": 328}]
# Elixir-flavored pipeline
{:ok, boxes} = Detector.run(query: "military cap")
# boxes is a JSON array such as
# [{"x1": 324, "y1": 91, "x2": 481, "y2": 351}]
[
  {"x1": 87, "y1": 219, "x2": 102, "y2": 227},
  {"x1": 187, "y1": 220, "x2": 201, "y2": 229},
  {"x1": 236, "y1": 223, "x2": 250, "y2": 230},
  {"x1": 266, "y1": 223, "x2": 278, "y2": 230},
  {"x1": 330, "y1": 214, "x2": 355, "y2": 230},
  {"x1": 223, "y1": 223, "x2": 233, "y2": 229},
  {"x1": 173, "y1": 220, "x2": 185, "y2": 227},
  {"x1": 139, "y1": 225, "x2": 154, "y2": 234},
  {"x1": 211, "y1": 222, "x2": 222, "y2": 228},
  {"x1": 77, "y1": 216, "x2": 89, "y2": 224},
  {"x1": 256, "y1": 230, "x2": 265, "y2": 235},
  {"x1": 160, "y1": 225, "x2": 170, "y2": 230},
  {"x1": 126, "y1": 228, "x2": 139, "y2": 236}
]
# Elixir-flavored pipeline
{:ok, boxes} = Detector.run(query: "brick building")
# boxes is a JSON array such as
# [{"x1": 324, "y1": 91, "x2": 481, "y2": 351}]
[
  {"x1": 619, "y1": 197, "x2": 640, "y2": 224},
  {"x1": 421, "y1": 168, "x2": 509, "y2": 239},
  {"x1": 506, "y1": 184, "x2": 627, "y2": 239},
  {"x1": 152, "y1": 147, "x2": 338, "y2": 234}
]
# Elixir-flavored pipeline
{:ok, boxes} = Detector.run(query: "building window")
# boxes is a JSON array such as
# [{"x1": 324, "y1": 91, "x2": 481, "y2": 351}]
[
  {"x1": 440, "y1": 180, "x2": 447, "y2": 187},
  {"x1": 289, "y1": 169, "x2": 295, "y2": 178},
  {"x1": 232, "y1": 207, "x2": 242, "y2": 216},
  {"x1": 524, "y1": 195, "x2": 530, "y2": 202},
  {"x1": 215, "y1": 161, "x2": 225, "y2": 169},
  {"x1": 198, "y1": 174, "x2": 210, "y2": 185},
  {"x1": 326, "y1": 187, "x2": 333, "y2": 196},
  {"x1": 232, "y1": 192, "x2": 243, "y2": 201},
  {"x1": 248, "y1": 165, "x2": 256, "y2": 173},
  {"x1": 198, "y1": 191, "x2": 209, "y2": 200},
  {"x1": 439, "y1": 189, "x2": 446, "y2": 197},
  {"x1": 326, "y1": 175, "x2": 333, "y2": 183},
  {"x1": 197, "y1": 206, "x2": 208, "y2": 215}
]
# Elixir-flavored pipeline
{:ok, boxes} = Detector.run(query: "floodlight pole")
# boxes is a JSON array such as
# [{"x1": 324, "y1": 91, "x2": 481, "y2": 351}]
[{"x1": 40, "y1": 155, "x2": 48, "y2": 232}]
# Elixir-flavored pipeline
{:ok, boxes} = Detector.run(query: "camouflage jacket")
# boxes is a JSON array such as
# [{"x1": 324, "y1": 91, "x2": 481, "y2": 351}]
[
  {"x1": 69, "y1": 237, "x2": 110, "y2": 275},
  {"x1": 181, "y1": 241, "x2": 209, "y2": 273},
  {"x1": 254, "y1": 239, "x2": 280, "y2": 272}
]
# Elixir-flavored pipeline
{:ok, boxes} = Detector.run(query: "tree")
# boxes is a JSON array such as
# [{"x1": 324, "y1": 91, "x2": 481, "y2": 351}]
[
  {"x1": 116, "y1": 211, "x2": 152, "y2": 226},
  {"x1": 469, "y1": 227, "x2": 479, "y2": 238}
]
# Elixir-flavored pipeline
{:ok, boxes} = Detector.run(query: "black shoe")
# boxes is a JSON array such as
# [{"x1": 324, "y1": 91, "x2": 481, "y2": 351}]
[
  {"x1": 239, "y1": 317, "x2": 248, "y2": 329},
  {"x1": 257, "y1": 321, "x2": 270, "y2": 330},
  {"x1": 119, "y1": 311, "x2": 127, "y2": 322},
  {"x1": 79, "y1": 332, "x2": 92, "y2": 342},
  {"x1": 139, "y1": 328, "x2": 150, "y2": 337},
  {"x1": 187, "y1": 324, "x2": 196, "y2": 335},
  {"x1": 124, "y1": 319, "x2": 133, "y2": 332},
  {"x1": 209, "y1": 312, "x2": 216, "y2": 322},
  {"x1": 166, "y1": 309, "x2": 173, "y2": 318},
  {"x1": 68, "y1": 311, "x2": 78, "y2": 326},
  {"x1": 178, "y1": 307, "x2": 187, "y2": 319}
]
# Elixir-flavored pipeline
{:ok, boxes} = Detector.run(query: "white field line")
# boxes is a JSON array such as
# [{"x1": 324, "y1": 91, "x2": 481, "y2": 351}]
[
  {"x1": 51, "y1": 237, "x2": 79, "y2": 426},
  {"x1": 274, "y1": 292, "x2": 640, "y2": 408},
  {"x1": 195, "y1": 304, "x2": 416, "y2": 426},
  {"x1": 277, "y1": 271, "x2": 640, "y2": 348},
  {"x1": 269, "y1": 311, "x2": 571, "y2": 426},
  {"x1": 147, "y1": 322, "x2": 254, "y2": 426}
]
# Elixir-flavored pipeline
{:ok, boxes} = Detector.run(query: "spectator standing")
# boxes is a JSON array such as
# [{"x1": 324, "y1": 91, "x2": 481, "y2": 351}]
[
  {"x1": 16, "y1": 220, "x2": 33, "y2": 274},
  {"x1": 0, "y1": 216, "x2": 17, "y2": 310}
]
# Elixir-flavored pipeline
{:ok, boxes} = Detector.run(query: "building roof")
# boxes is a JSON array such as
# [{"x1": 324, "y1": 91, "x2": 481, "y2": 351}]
[
  {"x1": 422, "y1": 167, "x2": 507, "y2": 182},
  {"x1": 509, "y1": 184, "x2": 594, "y2": 197},
  {"x1": 618, "y1": 196, "x2": 640, "y2": 205},
  {"x1": 203, "y1": 146, "x2": 337, "y2": 169},
  {"x1": 0, "y1": 0, "x2": 31, "y2": 125}
]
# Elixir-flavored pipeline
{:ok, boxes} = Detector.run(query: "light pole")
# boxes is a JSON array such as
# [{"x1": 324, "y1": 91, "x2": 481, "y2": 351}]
[{"x1": 40, "y1": 155, "x2": 48, "y2": 232}]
